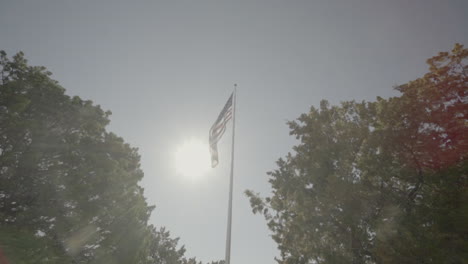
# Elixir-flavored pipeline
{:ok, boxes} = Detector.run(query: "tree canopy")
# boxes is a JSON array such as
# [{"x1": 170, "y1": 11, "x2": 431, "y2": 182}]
[
  {"x1": 246, "y1": 44, "x2": 467, "y2": 264},
  {"x1": 0, "y1": 51, "x2": 222, "y2": 264}
]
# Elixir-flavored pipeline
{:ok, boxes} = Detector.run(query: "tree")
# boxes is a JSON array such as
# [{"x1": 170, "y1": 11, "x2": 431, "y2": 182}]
[
  {"x1": 0, "y1": 51, "x2": 222, "y2": 264},
  {"x1": 246, "y1": 44, "x2": 467, "y2": 264}
]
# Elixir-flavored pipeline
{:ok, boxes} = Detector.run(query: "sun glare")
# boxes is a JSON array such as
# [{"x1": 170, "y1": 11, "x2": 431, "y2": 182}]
[{"x1": 174, "y1": 139, "x2": 211, "y2": 179}]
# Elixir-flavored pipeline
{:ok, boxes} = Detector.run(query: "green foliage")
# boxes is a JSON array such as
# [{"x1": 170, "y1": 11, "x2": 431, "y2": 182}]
[
  {"x1": 0, "y1": 51, "x2": 221, "y2": 264},
  {"x1": 0, "y1": 226, "x2": 72, "y2": 263},
  {"x1": 246, "y1": 44, "x2": 468, "y2": 264}
]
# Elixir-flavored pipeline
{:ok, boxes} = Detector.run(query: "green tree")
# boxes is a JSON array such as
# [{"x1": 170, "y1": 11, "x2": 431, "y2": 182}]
[
  {"x1": 246, "y1": 44, "x2": 467, "y2": 264},
  {"x1": 0, "y1": 51, "x2": 222, "y2": 264}
]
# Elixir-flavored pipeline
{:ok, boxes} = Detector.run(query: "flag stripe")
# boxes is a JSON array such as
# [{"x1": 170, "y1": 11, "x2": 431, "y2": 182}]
[
  {"x1": 210, "y1": 104, "x2": 232, "y2": 138},
  {"x1": 209, "y1": 93, "x2": 233, "y2": 168},
  {"x1": 210, "y1": 112, "x2": 232, "y2": 139},
  {"x1": 211, "y1": 107, "x2": 232, "y2": 130},
  {"x1": 210, "y1": 116, "x2": 231, "y2": 143},
  {"x1": 210, "y1": 111, "x2": 232, "y2": 143}
]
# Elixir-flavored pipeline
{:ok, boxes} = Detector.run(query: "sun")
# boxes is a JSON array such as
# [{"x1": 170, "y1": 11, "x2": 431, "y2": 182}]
[{"x1": 174, "y1": 139, "x2": 211, "y2": 179}]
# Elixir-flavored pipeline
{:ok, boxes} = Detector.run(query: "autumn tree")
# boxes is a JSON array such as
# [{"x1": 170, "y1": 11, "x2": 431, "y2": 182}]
[{"x1": 246, "y1": 44, "x2": 467, "y2": 264}]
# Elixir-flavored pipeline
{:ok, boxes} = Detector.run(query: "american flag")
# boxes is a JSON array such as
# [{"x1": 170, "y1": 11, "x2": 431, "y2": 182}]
[{"x1": 209, "y1": 93, "x2": 233, "y2": 168}]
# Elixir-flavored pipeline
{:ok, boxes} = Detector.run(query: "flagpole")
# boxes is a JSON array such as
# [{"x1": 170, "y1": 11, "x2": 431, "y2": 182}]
[{"x1": 225, "y1": 84, "x2": 236, "y2": 264}]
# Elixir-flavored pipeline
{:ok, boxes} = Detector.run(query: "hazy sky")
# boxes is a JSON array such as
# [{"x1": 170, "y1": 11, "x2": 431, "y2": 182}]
[{"x1": 1, "y1": 0, "x2": 467, "y2": 263}]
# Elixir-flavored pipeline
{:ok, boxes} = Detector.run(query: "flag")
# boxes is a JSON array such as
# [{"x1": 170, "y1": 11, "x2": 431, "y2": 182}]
[{"x1": 209, "y1": 93, "x2": 233, "y2": 168}]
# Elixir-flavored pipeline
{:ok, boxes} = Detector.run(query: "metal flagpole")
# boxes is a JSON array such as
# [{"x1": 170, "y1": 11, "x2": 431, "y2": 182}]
[{"x1": 225, "y1": 84, "x2": 237, "y2": 264}]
